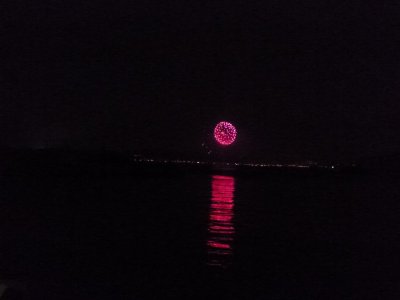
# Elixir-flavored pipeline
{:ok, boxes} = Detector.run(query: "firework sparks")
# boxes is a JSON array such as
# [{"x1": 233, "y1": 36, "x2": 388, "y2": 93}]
[{"x1": 214, "y1": 121, "x2": 237, "y2": 146}]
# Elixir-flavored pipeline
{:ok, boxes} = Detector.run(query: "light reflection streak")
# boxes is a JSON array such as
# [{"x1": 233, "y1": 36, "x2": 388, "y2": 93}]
[{"x1": 207, "y1": 175, "x2": 235, "y2": 267}]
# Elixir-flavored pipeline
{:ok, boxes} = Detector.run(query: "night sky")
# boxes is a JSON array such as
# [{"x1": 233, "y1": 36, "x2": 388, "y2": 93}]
[{"x1": 2, "y1": 1, "x2": 400, "y2": 162}]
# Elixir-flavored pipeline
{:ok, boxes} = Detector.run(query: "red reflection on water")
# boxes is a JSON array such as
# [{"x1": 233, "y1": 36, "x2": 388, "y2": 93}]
[{"x1": 207, "y1": 175, "x2": 235, "y2": 267}]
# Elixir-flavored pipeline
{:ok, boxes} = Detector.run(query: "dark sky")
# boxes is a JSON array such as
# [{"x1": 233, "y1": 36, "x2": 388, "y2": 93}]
[{"x1": 2, "y1": 1, "x2": 400, "y2": 162}]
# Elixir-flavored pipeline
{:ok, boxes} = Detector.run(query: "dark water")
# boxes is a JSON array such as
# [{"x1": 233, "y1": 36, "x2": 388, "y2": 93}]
[{"x1": 1, "y1": 171, "x2": 400, "y2": 299}]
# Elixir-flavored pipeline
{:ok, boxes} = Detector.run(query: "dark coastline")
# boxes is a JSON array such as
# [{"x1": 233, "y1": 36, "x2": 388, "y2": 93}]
[{"x1": 0, "y1": 148, "x2": 362, "y2": 178}]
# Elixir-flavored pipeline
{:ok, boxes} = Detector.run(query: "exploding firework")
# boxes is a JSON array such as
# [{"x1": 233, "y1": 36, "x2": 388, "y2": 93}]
[{"x1": 214, "y1": 121, "x2": 237, "y2": 146}]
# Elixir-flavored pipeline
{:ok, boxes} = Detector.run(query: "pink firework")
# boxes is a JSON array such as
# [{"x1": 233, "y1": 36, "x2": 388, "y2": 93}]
[{"x1": 214, "y1": 121, "x2": 237, "y2": 146}]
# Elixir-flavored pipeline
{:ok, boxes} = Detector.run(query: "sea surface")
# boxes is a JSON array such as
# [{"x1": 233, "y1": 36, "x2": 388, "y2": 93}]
[{"x1": 1, "y1": 170, "x2": 400, "y2": 299}]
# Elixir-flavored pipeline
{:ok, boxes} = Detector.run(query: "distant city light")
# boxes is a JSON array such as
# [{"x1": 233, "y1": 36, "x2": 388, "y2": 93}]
[{"x1": 214, "y1": 121, "x2": 237, "y2": 146}]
